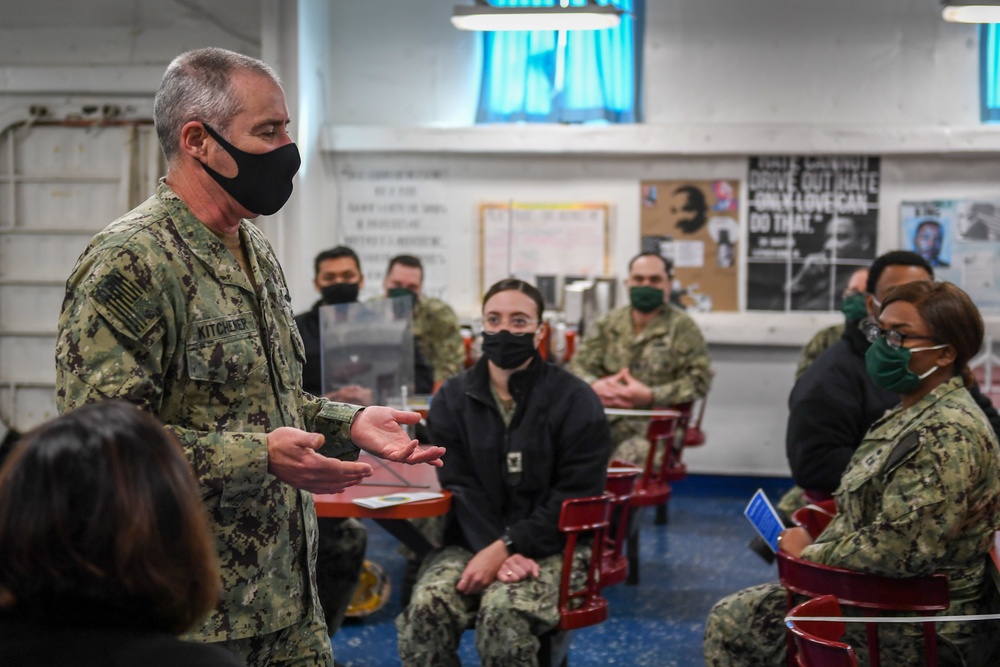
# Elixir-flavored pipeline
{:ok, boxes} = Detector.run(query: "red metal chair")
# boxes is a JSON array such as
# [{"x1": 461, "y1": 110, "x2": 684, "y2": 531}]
[
  {"x1": 776, "y1": 551, "x2": 949, "y2": 667},
  {"x1": 600, "y1": 467, "x2": 641, "y2": 587},
  {"x1": 786, "y1": 595, "x2": 858, "y2": 667},
  {"x1": 538, "y1": 494, "x2": 612, "y2": 667},
  {"x1": 617, "y1": 412, "x2": 685, "y2": 584},
  {"x1": 682, "y1": 395, "x2": 709, "y2": 448},
  {"x1": 790, "y1": 499, "x2": 837, "y2": 539}
]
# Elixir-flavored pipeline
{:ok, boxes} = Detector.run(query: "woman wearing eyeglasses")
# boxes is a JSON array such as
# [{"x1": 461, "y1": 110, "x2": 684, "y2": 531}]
[
  {"x1": 705, "y1": 280, "x2": 1000, "y2": 666},
  {"x1": 396, "y1": 278, "x2": 611, "y2": 667}
]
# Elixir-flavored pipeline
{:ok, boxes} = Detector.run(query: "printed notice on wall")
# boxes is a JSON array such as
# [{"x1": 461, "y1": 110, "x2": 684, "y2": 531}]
[
  {"x1": 640, "y1": 179, "x2": 740, "y2": 312},
  {"x1": 746, "y1": 156, "x2": 880, "y2": 312},
  {"x1": 900, "y1": 199, "x2": 1000, "y2": 313},
  {"x1": 479, "y1": 203, "x2": 609, "y2": 297},
  {"x1": 339, "y1": 168, "x2": 450, "y2": 300}
]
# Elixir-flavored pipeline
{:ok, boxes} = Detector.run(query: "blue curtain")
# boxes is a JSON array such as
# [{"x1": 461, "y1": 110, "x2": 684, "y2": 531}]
[
  {"x1": 476, "y1": 0, "x2": 642, "y2": 124},
  {"x1": 981, "y1": 24, "x2": 1000, "y2": 122}
]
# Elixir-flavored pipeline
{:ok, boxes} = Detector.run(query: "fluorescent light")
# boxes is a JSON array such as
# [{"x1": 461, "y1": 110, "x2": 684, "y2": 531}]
[
  {"x1": 942, "y1": 2, "x2": 1000, "y2": 23},
  {"x1": 451, "y1": 4, "x2": 623, "y2": 31}
]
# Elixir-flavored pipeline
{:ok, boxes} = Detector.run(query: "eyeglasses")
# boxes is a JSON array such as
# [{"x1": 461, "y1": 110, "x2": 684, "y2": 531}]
[
  {"x1": 479, "y1": 315, "x2": 540, "y2": 335},
  {"x1": 864, "y1": 322, "x2": 941, "y2": 350}
]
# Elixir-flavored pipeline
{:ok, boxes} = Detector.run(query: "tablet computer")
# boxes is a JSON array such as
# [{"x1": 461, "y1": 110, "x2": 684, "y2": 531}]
[{"x1": 744, "y1": 488, "x2": 785, "y2": 553}]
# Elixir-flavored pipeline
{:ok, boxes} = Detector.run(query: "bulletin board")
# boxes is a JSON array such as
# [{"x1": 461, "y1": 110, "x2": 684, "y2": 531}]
[{"x1": 479, "y1": 202, "x2": 610, "y2": 294}]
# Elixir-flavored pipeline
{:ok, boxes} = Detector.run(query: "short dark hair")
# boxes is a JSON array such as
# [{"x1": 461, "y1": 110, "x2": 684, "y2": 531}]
[
  {"x1": 916, "y1": 219, "x2": 942, "y2": 233},
  {"x1": 881, "y1": 281, "x2": 983, "y2": 386},
  {"x1": 313, "y1": 246, "x2": 361, "y2": 277},
  {"x1": 386, "y1": 254, "x2": 423, "y2": 277},
  {"x1": 866, "y1": 250, "x2": 933, "y2": 296},
  {"x1": 483, "y1": 278, "x2": 545, "y2": 320},
  {"x1": 628, "y1": 251, "x2": 673, "y2": 277},
  {"x1": 0, "y1": 400, "x2": 219, "y2": 634}
]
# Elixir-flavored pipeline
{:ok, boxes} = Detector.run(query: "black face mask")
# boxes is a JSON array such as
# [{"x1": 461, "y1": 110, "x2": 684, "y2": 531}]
[
  {"x1": 320, "y1": 283, "x2": 360, "y2": 305},
  {"x1": 200, "y1": 124, "x2": 301, "y2": 216},
  {"x1": 481, "y1": 330, "x2": 537, "y2": 370}
]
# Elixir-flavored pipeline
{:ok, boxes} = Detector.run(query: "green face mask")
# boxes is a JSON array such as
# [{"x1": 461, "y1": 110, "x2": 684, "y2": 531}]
[
  {"x1": 840, "y1": 293, "x2": 867, "y2": 321},
  {"x1": 864, "y1": 337, "x2": 946, "y2": 394},
  {"x1": 387, "y1": 287, "x2": 418, "y2": 302},
  {"x1": 629, "y1": 286, "x2": 664, "y2": 313}
]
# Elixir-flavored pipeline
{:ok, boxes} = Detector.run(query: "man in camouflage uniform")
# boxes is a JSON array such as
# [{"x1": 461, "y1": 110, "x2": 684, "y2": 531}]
[
  {"x1": 793, "y1": 267, "x2": 868, "y2": 381},
  {"x1": 706, "y1": 297, "x2": 1000, "y2": 665},
  {"x1": 54, "y1": 47, "x2": 443, "y2": 667},
  {"x1": 568, "y1": 252, "x2": 712, "y2": 464},
  {"x1": 382, "y1": 254, "x2": 465, "y2": 387}
]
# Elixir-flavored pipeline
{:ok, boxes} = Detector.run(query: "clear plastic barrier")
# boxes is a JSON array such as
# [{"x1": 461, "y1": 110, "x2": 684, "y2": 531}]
[{"x1": 319, "y1": 295, "x2": 415, "y2": 406}]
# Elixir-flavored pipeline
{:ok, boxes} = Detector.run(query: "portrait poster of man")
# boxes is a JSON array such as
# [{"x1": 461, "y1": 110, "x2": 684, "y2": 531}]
[
  {"x1": 901, "y1": 200, "x2": 1000, "y2": 312},
  {"x1": 639, "y1": 179, "x2": 740, "y2": 312},
  {"x1": 746, "y1": 156, "x2": 880, "y2": 312}
]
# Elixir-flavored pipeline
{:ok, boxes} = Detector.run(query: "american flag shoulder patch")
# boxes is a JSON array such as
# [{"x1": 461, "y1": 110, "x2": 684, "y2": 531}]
[{"x1": 91, "y1": 268, "x2": 160, "y2": 339}]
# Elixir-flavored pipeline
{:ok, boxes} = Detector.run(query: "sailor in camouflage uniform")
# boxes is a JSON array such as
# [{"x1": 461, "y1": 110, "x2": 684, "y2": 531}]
[
  {"x1": 54, "y1": 47, "x2": 443, "y2": 667},
  {"x1": 705, "y1": 281, "x2": 1000, "y2": 667},
  {"x1": 383, "y1": 254, "x2": 466, "y2": 385},
  {"x1": 568, "y1": 252, "x2": 712, "y2": 464}
]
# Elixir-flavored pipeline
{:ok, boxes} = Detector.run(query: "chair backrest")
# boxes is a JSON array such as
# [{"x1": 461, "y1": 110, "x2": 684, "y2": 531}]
[
  {"x1": 790, "y1": 499, "x2": 837, "y2": 539},
  {"x1": 776, "y1": 551, "x2": 949, "y2": 667},
  {"x1": 786, "y1": 595, "x2": 857, "y2": 667},
  {"x1": 682, "y1": 395, "x2": 708, "y2": 447},
  {"x1": 600, "y1": 467, "x2": 640, "y2": 587},
  {"x1": 556, "y1": 495, "x2": 611, "y2": 631},
  {"x1": 641, "y1": 413, "x2": 686, "y2": 490}
]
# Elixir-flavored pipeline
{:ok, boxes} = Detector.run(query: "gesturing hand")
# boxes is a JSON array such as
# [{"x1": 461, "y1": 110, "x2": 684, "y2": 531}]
[
  {"x1": 350, "y1": 406, "x2": 446, "y2": 467},
  {"x1": 267, "y1": 426, "x2": 373, "y2": 494}
]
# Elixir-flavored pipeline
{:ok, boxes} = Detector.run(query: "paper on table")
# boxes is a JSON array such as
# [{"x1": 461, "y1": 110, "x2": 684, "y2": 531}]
[{"x1": 352, "y1": 491, "x2": 444, "y2": 510}]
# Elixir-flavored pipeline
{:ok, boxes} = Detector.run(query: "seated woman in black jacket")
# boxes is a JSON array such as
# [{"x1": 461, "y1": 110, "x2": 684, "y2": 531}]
[
  {"x1": 396, "y1": 278, "x2": 611, "y2": 667},
  {"x1": 0, "y1": 400, "x2": 243, "y2": 667}
]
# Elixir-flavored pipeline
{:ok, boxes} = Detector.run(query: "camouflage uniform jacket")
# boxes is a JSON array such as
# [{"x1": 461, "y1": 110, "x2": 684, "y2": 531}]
[
  {"x1": 802, "y1": 376, "x2": 1000, "y2": 627},
  {"x1": 55, "y1": 182, "x2": 361, "y2": 642},
  {"x1": 794, "y1": 322, "x2": 844, "y2": 381},
  {"x1": 568, "y1": 304, "x2": 712, "y2": 439},
  {"x1": 413, "y1": 296, "x2": 465, "y2": 384}
]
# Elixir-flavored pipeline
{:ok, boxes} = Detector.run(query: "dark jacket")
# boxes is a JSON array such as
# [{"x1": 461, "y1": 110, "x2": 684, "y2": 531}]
[
  {"x1": 294, "y1": 300, "x2": 433, "y2": 397},
  {"x1": 429, "y1": 354, "x2": 611, "y2": 558},
  {"x1": 0, "y1": 613, "x2": 244, "y2": 667},
  {"x1": 787, "y1": 317, "x2": 1000, "y2": 492}
]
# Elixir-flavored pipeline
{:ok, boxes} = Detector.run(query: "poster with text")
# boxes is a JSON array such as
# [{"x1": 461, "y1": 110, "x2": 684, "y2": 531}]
[
  {"x1": 338, "y1": 168, "x2": 450, "y2": 301},
  {"x1": 640, "y1": 179, "x2": 740, "y2": 312},
  {"x1": 746, "y1": 156, "x2": 880, "y2": 311},
  {"x1": 900, "y1": 199, "x2": 1000, "y2": 312}
]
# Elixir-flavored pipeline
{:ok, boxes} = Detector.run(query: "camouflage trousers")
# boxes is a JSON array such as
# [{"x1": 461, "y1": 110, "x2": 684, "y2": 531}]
[
  {"x1": 315, "y1": 517, "x2": 367, "y2": 636},
  {"x1": 396, "y1": 544, "x2": 588, "y2": 667},
  {"x1": 775, "y1": 485, "x2": 808, "y2": 518},
  {"x1": 703, "y1": 581, "x2": 987, "y2": 667},
  {"x1": 609, "y1": 418, "x2": 661, "y2": 467},
  {"x1": 218, "y1": 609, "x2": 333, "y2": 667}
]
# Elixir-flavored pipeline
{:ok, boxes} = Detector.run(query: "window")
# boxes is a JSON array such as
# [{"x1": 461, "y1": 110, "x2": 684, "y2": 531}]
[
  {"x1": 476, "y1": 0, "x2": 642, "y2": 124},
  {"x1": 981, "y1": 24, "x2": 1000, "y2": 122}
]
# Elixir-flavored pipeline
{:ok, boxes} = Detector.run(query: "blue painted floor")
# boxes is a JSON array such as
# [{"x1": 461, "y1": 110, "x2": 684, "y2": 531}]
[{"x1": 332, "y1": 474, "x2": 794, "y2": 667}]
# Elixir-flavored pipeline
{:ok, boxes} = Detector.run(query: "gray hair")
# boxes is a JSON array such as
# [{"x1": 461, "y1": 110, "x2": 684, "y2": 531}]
[{"x1": 153, "y1": 47, "x2": 281, "y2": 162}]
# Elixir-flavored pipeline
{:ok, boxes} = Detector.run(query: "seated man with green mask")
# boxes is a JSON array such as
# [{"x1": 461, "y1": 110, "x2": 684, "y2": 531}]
[
  {"x1": 794, "y1": 267, "x2": 869, "y2": 382},
  {"x1": 568, "y1": 252, "x2": 713, "y2": 465},
  {"x1": 382, "y1": 254, "x2": 465, "y2": 392}
]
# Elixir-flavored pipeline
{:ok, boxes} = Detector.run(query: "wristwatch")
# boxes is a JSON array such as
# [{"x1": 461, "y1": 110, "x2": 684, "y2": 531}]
[{"x1": 500, "y1": 531, "x2": 515, "y2": 554}]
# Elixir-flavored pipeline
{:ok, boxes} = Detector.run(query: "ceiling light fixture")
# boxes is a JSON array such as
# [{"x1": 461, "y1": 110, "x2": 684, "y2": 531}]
[
  {"x1": 451, "y1": 2, "x2": 623, "y2": 32},
  {"x1": 942, "y1": 1, "x2": 1000, "y2": 23}
]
